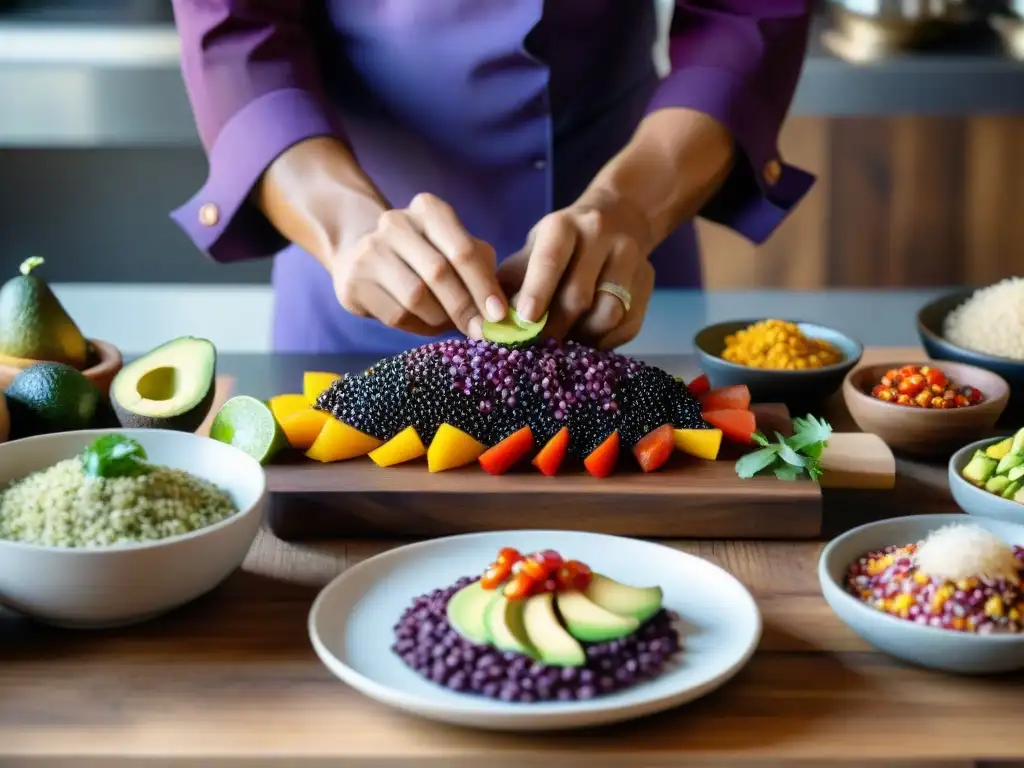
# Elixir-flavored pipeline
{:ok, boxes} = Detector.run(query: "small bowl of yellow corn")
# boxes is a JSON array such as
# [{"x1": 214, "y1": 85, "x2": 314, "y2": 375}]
[{"x1": 693, "y1": 319, "x2": 863, "y2": 410}]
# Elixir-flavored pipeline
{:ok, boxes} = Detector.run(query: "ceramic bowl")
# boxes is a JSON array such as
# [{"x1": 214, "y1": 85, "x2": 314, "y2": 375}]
[
  {"x1": 842, "y1": 360, "x2": 1009, "y2": 457},
  {"x1": 693, "y1": 319, "x2": 863, "y2": 409},
  {"x1": 949, "y1": 435, "x2": 1024, "y2": 525},
  {"x1": 918, "y1": 289, "x2": 1024, "y2": 420},
  {"x1": 819, "y1": 513, "x2": 1024, "y2": 675},
  {"x1": 0, "y1": 338, "x2": 123, "y2": 397},
  {"x1": 0, "y1": 428, "x2": 265, "y2": 628}
]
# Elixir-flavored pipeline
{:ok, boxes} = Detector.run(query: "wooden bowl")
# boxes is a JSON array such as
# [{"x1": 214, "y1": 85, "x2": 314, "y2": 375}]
[
  {"x1": 0, "y1": 339, "x2": 123, "y2": 397},
  {"x1": 842, "y1": 360, "x2": 1010, "y2": 457}
]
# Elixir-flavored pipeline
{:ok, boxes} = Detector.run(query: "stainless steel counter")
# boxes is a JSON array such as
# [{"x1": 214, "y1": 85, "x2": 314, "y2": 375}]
[{"x1": 0, "y1": 16, "x2": 1022, "y2": 147}]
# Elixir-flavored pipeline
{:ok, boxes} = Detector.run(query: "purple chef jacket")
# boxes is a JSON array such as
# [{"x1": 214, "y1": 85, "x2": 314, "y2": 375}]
[{"x1": 170, "y1": 1, "x2": 815, "y2": 354}]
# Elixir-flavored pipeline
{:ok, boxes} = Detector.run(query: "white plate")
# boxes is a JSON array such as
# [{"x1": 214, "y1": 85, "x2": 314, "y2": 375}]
[{"x1": 308, "y1": 530, "x2": 761, "y2": 731}]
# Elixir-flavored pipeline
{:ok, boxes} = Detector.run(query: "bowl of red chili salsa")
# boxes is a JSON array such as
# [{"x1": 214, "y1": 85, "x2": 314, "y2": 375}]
[{"x1": 842, "y1": 360, "x2": 1009, "y2": 457}]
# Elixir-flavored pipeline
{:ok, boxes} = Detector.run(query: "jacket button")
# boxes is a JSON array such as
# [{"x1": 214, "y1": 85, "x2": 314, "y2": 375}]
[
  {"x1": 763, "y1": 159, "x2": 782, "y2": 186},
  {"x1": 198, "y1": 203, "x2": 220, "y2": 227}
]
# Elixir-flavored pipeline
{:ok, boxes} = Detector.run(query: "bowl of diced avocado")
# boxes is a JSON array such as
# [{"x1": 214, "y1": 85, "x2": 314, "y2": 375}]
[{"x1": 950, "y1": 428, "x2": 1024, "y2": 523}]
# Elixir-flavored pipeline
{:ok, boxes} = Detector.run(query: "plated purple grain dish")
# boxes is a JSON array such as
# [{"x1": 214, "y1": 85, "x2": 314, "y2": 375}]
[{"x1": 390, "y1": 547, "x2": 682, "y2": 702}]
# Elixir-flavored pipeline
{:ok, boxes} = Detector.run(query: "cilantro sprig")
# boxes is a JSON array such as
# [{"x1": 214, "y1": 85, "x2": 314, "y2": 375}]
[
  {"x1": 82, "y1": 434, "x2": 151, "y2": 479},
  {"x1": 735, "y1": 415, "x2": 833, "y2": 483}
]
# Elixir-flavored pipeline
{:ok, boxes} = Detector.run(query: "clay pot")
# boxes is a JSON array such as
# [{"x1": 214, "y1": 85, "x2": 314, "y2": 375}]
[{"x1": 0, "y1": 338, "x2": 123, "y2": 397}]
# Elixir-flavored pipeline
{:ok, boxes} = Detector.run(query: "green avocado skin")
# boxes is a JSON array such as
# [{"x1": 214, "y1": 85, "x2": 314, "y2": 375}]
[
  {"x1": 4, "y1": 362, "x2": 102, "y2": 437},
  {"x1": 0, "y1": 274, "x2": 88, "y2": 367}
]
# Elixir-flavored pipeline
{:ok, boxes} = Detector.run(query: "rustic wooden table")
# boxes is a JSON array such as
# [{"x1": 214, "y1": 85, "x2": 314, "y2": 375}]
[{"x1": 2, "y1": 347, "x2": 1023, "y2": 766}]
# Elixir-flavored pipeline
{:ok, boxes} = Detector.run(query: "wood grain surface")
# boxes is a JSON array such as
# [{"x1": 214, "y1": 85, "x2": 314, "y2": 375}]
[
  {"x1": 2, "y1": 347, "x2": 1018, "y2": 765},
  {"x1": 698, "y1": 116, "x2": 1024, "y2": 290},
  {"x1": 3, "y1": 532, "x2": 1023, "y2": 765}
]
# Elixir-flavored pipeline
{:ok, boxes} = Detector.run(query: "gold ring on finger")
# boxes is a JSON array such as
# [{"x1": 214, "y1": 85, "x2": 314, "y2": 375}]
[{"x1": 596, "y1": 281, "x2": 632, "y2": 313}]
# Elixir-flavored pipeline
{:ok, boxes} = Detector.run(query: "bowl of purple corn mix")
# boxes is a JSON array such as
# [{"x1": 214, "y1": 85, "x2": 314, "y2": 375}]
[
  {"x1": 309, "y1": 530, "x2": 761, "y2": 731},
  {"x1": 820, "y1": 513, "x2": 1024, "y2": 675}
]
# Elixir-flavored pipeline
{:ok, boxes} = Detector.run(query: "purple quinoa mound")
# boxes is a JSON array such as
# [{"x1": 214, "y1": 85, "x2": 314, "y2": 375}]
[{"x1": 391, "y1": 577, "x2": 682, "y2": 703}]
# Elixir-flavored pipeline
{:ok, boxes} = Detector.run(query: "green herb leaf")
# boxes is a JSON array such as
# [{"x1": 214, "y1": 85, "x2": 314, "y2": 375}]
[
  {"x1": 82, "y1": 435, "x2": 150, "y2": 479},
  {"x1": 774, "y1": 464, "x2": 801, "y2": 481},
  {"x1": 735, "y1": 446, "x2": 779, "y2": 479},
  {"x1": 734, "y1": 414, "x2": 834, "y2": 484}
]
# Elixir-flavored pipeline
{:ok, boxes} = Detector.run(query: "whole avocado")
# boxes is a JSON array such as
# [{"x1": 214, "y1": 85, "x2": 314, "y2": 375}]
[
  {"x1": 4, "y1": 362, "x2": 102, "y2": 436},
  {"x1": 0, "y1": 256, "x2": 88, "y2": 368}
]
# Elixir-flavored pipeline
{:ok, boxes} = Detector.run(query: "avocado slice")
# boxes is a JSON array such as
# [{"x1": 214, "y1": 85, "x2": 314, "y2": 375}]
[
  {"x1": 996, "y1": 453, "x2": 1024, "y2": 475},
  {"x1": 556, "y1": 589, "x2": 639, "y2": 643},
  {"x1": 110, "y1": 337, "x2": 217, "y2": 433},
  {"x1": 583, "y1": 573, "x2": 664, "y2": 624},
  {"x1": 986, "y1": 437, "x2": 1014, "y2": 460},
  {"x1": 521, "y1": 592, "x2": 586, "y2": 667},
  {"x1": 985, "y1": 475, "x2": 1012, "y2": 495},
  {"x1": 446, "y1": 580, "x2": 494, "y2": 645},
  {"x1": 1008, "y1": 465, "x2": 1024, "y2": 483},
  {"x1": 962, "y1": 451, "x2": 998, "y2": 486},
  {"x1": 483, "y1": 592, "x2": 537, "y2": 658},
  {"x1": 1011, "y1": 428, "x2": 1024, "y2": 456},
  {"x1": 1002, "y1": 480, "x2": 1022, "y2": 500},
  {"x1": 481, "y1": 308, "x2": 548, "y2": 346},
  {"x1": 1014, "y1": 486, "x2": 1024, "y2": 505},
  {"x1": 0, "y1": 257, "x2": 88, "y2": 368}
]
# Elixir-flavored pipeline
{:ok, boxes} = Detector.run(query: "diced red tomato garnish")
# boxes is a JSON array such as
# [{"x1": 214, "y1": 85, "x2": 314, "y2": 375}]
[
  {"x1": 478, "y1": 426, "x2": 534, "y2": 475},
  {"x1": 521, "y1": 557, "x2": 549, "y2": 581},
  {"x1": 496, "y1": 547, "x2": 522, "y2": 567},
  {"x1": 567, "y1": 560, "x2": 592, "y2": 589},
  {"x1": 699, "y1": 385, "x2": 751, "y2": 412},
  {"x1": 503, "y1": 571, "x2": 536, "y2": 600},
  {"x1": 535, "y1": 549, "x2": 563, "y2": 570},
  {"x1": 584, "y1": 431, "x2": 620, "y2": 478},
  {"x1": 480, "y1": 561, "x2": 511, "y2": 589},
  {"x1": 532, "y1": 427, "x2": 569, "y2": 477},
  {"x1": 686, "y1": 373, "x2": 711, "y2": 398},
  {"x1": 632, "y1": 423, "x2": 675, "y2": 473},
  {"x1": 701, "y1": 408, "x2": 757, "y2": 444},
  {"x1": 554, "y1": 564, "x2": 577, "y2": 590}
]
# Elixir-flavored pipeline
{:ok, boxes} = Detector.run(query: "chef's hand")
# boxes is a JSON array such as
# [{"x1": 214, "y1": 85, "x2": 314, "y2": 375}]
[
  {"x1": 333, "y1": 193, "x2": 508, "y2": 338},
  {"x1": 497, "y1": 190, "x2": 656, "y2": 349}
]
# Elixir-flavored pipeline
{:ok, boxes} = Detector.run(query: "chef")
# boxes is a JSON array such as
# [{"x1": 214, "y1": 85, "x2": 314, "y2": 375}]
[{"x1": 170, "y1": 1, "x2": 814, "y2": 354}]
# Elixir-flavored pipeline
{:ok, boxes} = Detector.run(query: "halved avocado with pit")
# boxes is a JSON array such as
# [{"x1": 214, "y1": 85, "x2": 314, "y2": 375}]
[{"x1": 110, "y1": 337, "x2": 217, "y2": 433}]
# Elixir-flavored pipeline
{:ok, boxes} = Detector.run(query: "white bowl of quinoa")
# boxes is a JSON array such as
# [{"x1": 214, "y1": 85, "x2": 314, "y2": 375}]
[
  {"x1": 0, "y1": 428, "x2": 265, "y2": 628},
  {"x1": 819, "y1": 514, "x2": 1024, "y2": 674}
]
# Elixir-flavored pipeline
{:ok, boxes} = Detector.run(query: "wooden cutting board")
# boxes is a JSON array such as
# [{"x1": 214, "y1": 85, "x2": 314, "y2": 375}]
[{"x1": 261, "y1": 403, "x2": 896, "y2": 542}]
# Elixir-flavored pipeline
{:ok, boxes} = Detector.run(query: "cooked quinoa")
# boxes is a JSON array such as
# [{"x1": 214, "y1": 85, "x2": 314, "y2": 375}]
[
  {"x1": 0, "y1": 457, "x2": 238, "y2": 548},
  {"x1": 846, "y1": 541, "x2": 1024, "y2": 635},
  {"x1": 943, "y1": 277, "x2": 1024, "y2": 360}
]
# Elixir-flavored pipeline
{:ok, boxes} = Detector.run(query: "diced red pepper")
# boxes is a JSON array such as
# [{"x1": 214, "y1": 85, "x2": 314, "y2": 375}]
[
  {"x1": 686, "y1": 373, "x2": 711, "y2": 398},
  {"x1": 584, "y1": 431, "x2": 620, "y2": 478},
  {"x1": 480, "y1": 561, "x2": 511, "y2": 589},
  {"x1": 699, "y1": 385, "x2": 751, "y2": 412},
  {"x1": 701, "y1": 408, "x2": 757, "y2": 445},
  {"x1": 496, "y1": 547, "x2": 523, "y2": 567},
  {"x1": 521, "y1": 557, "x2": 549, "y2": 581},
  {"x1": 478, "y1": 426, "x2": 534, "y2": 475},
  {"x1": 632, "y1": 423, "x2": 675, "y2": 473},
  {"x1": 503, "y1": 571, "x2": 536, "y2": 600},
  {"x1": 532, "y1": 426, "x2": 569, "y2": 477}
]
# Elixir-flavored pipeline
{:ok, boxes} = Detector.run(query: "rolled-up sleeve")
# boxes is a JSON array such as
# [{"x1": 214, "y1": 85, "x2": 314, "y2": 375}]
[
  {"x1": 648, "y1": 0, "x2": 816, "y2": 244},
  {"x1": 170, "y1": 1, "x2": 339, "y2": 262}
]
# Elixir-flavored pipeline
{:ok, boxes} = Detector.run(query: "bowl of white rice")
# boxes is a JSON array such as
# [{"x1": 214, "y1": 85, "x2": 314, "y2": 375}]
[
  {"x1": 0, "y1": 428, "x2": 266, "y2": 628},
  {"x1": 919, "y1": 280, "x2": 1024, "y2": 420}
]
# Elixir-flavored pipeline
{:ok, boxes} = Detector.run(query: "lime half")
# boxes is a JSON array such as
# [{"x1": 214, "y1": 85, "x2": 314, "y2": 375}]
[
  {"x1": 209, "y1": 395, "x2": 287, "y2": 464},
  {"x1": 482, "y1": 307, "x2": 549, "y2": 345}
]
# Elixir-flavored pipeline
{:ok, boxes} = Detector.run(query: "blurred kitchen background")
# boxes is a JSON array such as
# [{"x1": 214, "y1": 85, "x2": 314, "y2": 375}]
[{"x1": 0, "y1": 0, "x2": 1023, "y2": 354}]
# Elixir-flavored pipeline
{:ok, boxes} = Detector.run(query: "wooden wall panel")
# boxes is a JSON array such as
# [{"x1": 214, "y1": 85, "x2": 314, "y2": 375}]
[{"x1": 698, "y1": 115, "x2": 1024, "y2": 290}]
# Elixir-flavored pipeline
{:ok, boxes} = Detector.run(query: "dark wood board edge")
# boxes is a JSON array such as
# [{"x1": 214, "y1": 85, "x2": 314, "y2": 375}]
[{"x1": 264, "y1": 489, "x2": 824, "y2": 541}]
